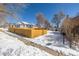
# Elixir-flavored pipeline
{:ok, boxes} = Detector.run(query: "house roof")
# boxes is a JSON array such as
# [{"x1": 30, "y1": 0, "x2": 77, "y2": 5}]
[{"x1": 16, "y1": 21, "x2": 31, "y2": 25}]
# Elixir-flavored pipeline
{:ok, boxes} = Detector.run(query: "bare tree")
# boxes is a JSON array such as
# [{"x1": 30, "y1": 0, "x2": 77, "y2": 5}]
[
  {"x1": 0, "y1": 4, "x2": 8, "y2": 27},
  {"x1": 36, "y1": 13, "x2": 44, "y2": 28},
  {"x1": 36, "y1": 13, "x2": 53, "y2": 30},
  {"x1": 51, "y1": 11, "x2": 65, "y2": 31},
  {"x1": 0, "y1": 4, "x2": 30, "y2": 28}
]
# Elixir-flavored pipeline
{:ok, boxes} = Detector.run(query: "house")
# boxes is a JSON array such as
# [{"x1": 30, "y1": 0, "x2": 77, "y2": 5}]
[{"x1": 15, "y1": 21, "x2": 35, "y2": 28}]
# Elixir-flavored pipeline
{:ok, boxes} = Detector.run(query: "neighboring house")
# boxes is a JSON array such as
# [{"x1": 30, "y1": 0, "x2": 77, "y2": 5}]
[{"x1": 15, "y1": 21, "x2": 35, "y2": 28}]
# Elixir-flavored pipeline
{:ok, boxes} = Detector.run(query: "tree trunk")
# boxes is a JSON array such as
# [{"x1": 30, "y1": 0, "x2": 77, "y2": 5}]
[
  {"x1": 69, "y1": 40, "x2": 72, "y2": 48},
  {"x1": 63, "y1": 36, "x2": 65, "y2": 44}
]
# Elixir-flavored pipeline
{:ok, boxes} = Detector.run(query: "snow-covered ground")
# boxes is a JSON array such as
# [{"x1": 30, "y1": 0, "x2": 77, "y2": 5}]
[
  {"x1": 32, "y1": 31, "x2": 79, "y2": 56},
  {"x1": 3, "y1": 30, "x2": 79, "y2": 56},
  {"x1": 23, "y1": 31, "x2": 79, "y2": 56},
  {"x1": 0, "y1": 32, "x2": 52, "y2": 56}
]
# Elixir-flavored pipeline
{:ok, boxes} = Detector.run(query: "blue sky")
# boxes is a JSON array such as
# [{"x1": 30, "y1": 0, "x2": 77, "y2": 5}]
[{"x1": 6, "y1": 3, "x2": 79, "y2": 24}]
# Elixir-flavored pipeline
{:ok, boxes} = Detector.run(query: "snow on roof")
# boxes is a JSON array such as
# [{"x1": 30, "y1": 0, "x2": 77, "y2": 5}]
[
  {"x1": 21, "y1": 21, "x2": 30, "y2": 24},
  {"x1": 16, "y1": 21, "x2": 31, "y2": 25}
]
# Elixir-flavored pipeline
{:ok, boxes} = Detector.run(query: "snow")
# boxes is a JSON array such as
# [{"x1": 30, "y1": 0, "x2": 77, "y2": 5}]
[
  {"x1": 24, "y1": 31, "x2": 79, "y2": 56},
  {"x1": 16, "y1": 21, "x2": 31, "y2": 25},
  {"x1": 3, "y1": 30, "x2": 79, "y2": 56},
  {"x1": 0, "y1": 32, "x2": 52, "y2": 56}
]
